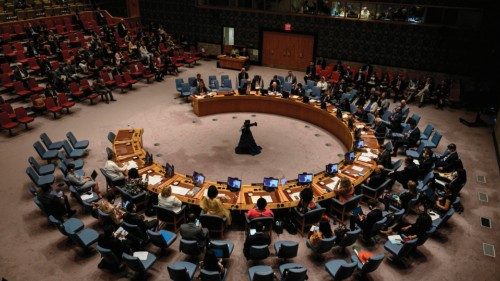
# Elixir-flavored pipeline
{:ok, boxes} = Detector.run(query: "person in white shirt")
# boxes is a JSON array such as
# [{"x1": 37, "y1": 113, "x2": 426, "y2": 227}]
[
  {"x1": 158, "y1": 185, "x2": 183, "y2": 213},
  {"x1": 104, "y1": 154, "x2": 127, "y2": 185},
  {"x1": 317, "y1": 76, "x2": 328, "y2": 93}
]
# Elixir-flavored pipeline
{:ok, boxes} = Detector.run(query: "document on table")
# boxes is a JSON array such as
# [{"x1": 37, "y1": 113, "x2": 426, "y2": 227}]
[
  {"x1": 251, "y1": 195, "x2": 273, "y2": 204},
  {"x1": 80, "y1": 194, "x2": 94, "y2": 200},
  {"x1": 133, "y1": 251, "x2": 149, "y2": 261},
  {"x1": 171, "y1": 185, "x2": 190, "y2": 196},
  {"x1": 358, "y1": 155, "x2": 372, "y2": 163},
  {"x1": 125, "y1": 160, "x2": 138, "y2": 170},
  {"x1": 352, "y1": 165, "x2": 364, "y2": 172},
  {"x1": 429, "y1": 211, "x2": 441, "y2": 221},
  {"x1": 326, "y1": 177, "x2": 340, "y2": 191},
  {"x1": 147, "y1": 175, "x2": 162, "y2": 185},
  {"x1": 413, "y1": 159, "x2": 420, "y2": 165},
  {"x1": 290, "y1": 192, "x2": 301, "y2": 200},
  {"x1": 388, "y1": 235, "x2": 403, "y2": 245}
]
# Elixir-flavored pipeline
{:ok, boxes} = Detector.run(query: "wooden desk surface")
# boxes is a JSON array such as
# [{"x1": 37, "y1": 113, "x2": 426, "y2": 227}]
[{"x1": 112, "y1": 96, "x2": 379, "y2": 211}]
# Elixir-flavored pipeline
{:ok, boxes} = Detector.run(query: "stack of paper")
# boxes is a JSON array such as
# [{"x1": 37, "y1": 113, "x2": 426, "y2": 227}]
[
  {"x1": 326, "y1": 177, "x2": 340, "y2": 191},
  {"x1": 80, "y1": 193, "x2": 94, "y2": 200},
  {"x1": 133, "y1": 251, "x2": 149, "y2": 261},
  {"x1": 125, "y1": 160, "x2": 138, "y2": 170},
  {"x1": 429, "y1": 211, "x2": 441, "y2": 221},
  {"x1": 290, "y1": 192, "x2": 301, "y2": 200},
  {"x1": 352, "y1": 166, "x2": 364, "y2": 172},
  {"x1": 357, "y1": 155, "x2": 372, "y2": 163},
  {"x1": 388, "y1": 235, "x2": 403, "y2": 245},
  {"x1": 148, "y1": 175, "x2": 163, "y2": 185},
  {"x1": 171, "y1": 185, "x2": 190, "y2": 196}
]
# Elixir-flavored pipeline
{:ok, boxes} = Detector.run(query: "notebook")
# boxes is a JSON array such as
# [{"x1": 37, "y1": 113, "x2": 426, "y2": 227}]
[{"x1": 388, "y1": 235, "x2": 403, "y2": 245}]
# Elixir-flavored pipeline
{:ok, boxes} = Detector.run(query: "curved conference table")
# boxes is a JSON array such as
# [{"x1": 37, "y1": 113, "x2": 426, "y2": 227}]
[{"x1": 112, "y1": 93, "x2": 380, "y2": 211}]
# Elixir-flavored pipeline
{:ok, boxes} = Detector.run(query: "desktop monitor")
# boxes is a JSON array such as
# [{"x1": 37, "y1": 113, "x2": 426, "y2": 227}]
[
  {"x1": 192, "y1": 171, "x2": 205, "y2": 187},
  {"x1": 263, "y1": 177, "x2": 279, "y2": 191},
  {"x1": 326, "y1": 163, "x2": 339, "y2": 175},
  {"x1": 345, "y1": 151, "x2": 355, "y2": 164},
  {"x1": 297, "y1": 173, "x2": 313, "y2": 185},
  {"x1": 355, "y1": 139, "x2": 365, "y2": 149},
  {"x1": 227, "y1": 177, "x2": 242, "y2": 191},
  {"x1": 164, "y1": 163, "x2": 174, "y2": 178}
]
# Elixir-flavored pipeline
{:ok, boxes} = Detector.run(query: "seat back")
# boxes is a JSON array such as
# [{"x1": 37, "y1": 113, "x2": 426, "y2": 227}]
[
  {"x1": 239, "y1": 78, "x2": 247, "y2": 88},
  {"x1": 33, "y1": 141, "x2": 47, "y2": 157},
  {"x1": 398, "y1": 238, "x2": 418, "y2": 258},
  {"x1": 107, "y1": 131, "x2": 116, "y2": 143},
  {"x1": 26, "y1": 166, "x2": 40, "y2": 185},
  {"x1": 208, "y1": 75, "x2": 216, "y2": 84},
  {"x1": 199, "y1": 214, "x2": 225, "y2": 230},
  {"x1": 209, "y1": 241, "x2": 232, "y2": 258},
  {"x1": 248, "y1": 245, "x2": 270, "y2": 261},
  {"x1": 1, "y1": 103, "x2": 14, "y2": 114},
  {"x1": 122, "y1": 221, "x2": 148, "y2": 241},
  {"x1": 175, "y1": 78, "x2": 184, "y2": 90},
  {"x1": 146, "y1": 229, "x2": 166, "y2": 248},
  {"x1": 210, "y1": 80, "x2": 220, "y2": 90},
  {"x1": 221, "y1": 79, "x2": 232, "y2": 89},
  {"x1": 33, "y1": 196, "x2": 48, "y2": 214},
  {"x1": 96, "y1": 245, "x2": 121, "y2": 269},
  {"x1": 0, "y1": 111, "x2": 12, "y2": 125},
  {"x1": 220, "y1": 75, "x2": 229, "y2": 83},
  {"x1": 343, "y1": 194, "x2": 363, "y2": 211},
  {"x1": 338, "y1": 227, "x2": 361, "y2": 248},
  {"x1": 311, "y1": 86, "x2": 321, "y2": 98},
  {"x1": 304, "y1": 207, "x2": 326, "y2": 226},
  {"x1": 361, "y1": 254, "x2": 384, "y2": 274},
  {"x1": 28, "y1": 156, "x2": 42, "y2": 174},
  {"x1": 430, "y1": 131, "x2": 442, "y2": 146},
  {"x1": 421, "y1": 171, "x2": 434, "y2": 186},
  {"x1": 122, "y1": 253, "x2": 145, "y2": 272},
  {"x1": 422, "y1": 124, "x2": 434, "y2": 138},
  {"x1": 167, "y1": 262, "x2": 193, "y2": 281},
  {"x1": 248, "y1": 216, "x2": 274, "y2": 232},
  {"x1": 282, "y1": 266, "x2": 307, "y2": 281},
  {"x1": 45, "y1": 97, "x2": 58, "y2": 109},
  {"x1": 62, "y1": 140, "x2": 74, "y2": 155},
  {"x1": 416, "y1": 226, "x2": 436, "y2": 246},
  {"x1": 187, "y1": 76, "x2": 196, "y2": 86},
  {"x1": 14, "y1": 107, "x2": 29, "y2": 119},
  {"x1": 155, "y1": 205, "x2": 178, "y2": 222},
  {"x1": 335, "y1": 262, "x2": 357, "y2": 280},
  {"x1": 276, "y1": 241, "x2": 299, "y2": 259},
  {"x1": 200, "y1": 269, "x2": 223, "y2": 281},
  {"x1": 314, "y1": 236, "x2": 336, "y2": 254},
  {"x1": 437, "y1": 208, "x2": 455, "y2": 228},
  {"x1": 282, "y1": 82, "x2": 292, "y2": 93},
  {"x1": 180, "y1": 239, "x2": 202, "y2": 256},
  {"x1": 66, "y1": 132, "x2": 78, "y2": 146}
]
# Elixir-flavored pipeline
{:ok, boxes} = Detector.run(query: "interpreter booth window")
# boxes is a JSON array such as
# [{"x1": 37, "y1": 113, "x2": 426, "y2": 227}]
[
  {"x1": 223, "y1": 27, "x2": 235, "y2": 46},
  {"x1": 407, "y1": 6, "x2": 424, "y2": 23},
  {"x1": 345, "y1": 2, "x2": 361, "y2": 19},
  {"x1": 330, "y1": 1, "x2": 344, "y2": 17},
  {"x1": 359, "y1": 2, "x2": 376, "y2": 20}
]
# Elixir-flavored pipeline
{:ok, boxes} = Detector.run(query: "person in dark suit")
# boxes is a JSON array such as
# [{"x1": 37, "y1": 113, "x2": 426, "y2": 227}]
[
  {"x1": 37, "y1": 184, "x2": 76, "y2": 220},
  {"x1": 237, "y1": 68, "x2": 249, "y2": 84},
  {"x1": 392, "y1": 118, "x2": 420, "y2": 156},
  {"x1": 304, "y1": 61, "x2": 316, "y2": 83},
  {"x1": 376, "y1": 146, "x2": 392, "y2": 169},
  {"x1": 417, "y1": 148, "x2": 435, "y2": 178},
  {"x1": 390, "y1": 157, "x2": 419, "y2": 189},
  {"x1": 349, "y1": 202, "x2": 383, "y2": 242},
  {"x1": 180, "y1": 213, "x2": 209, "y2": 249},
  {"x1": 122, "y1": 203, "x2": 158, "y2": 233},
  {"x1": 243, "y1": 222, "x2": 271, "y2": 259},
  {"x1": 13, "y1": 64, "x2": 30, "y2": 88},
  {"x1": 268, "y1": 81, "x2": 281, "y2": 93},
  {"x1": 388, "y1": 106, "x2": 404, "y2": 133},
  {"x1": 284, "y1": 70, "x2": 297, "y2": 86},
  {"x1": 372, "y1": 118, "x2": 387, "y2": 144},
  {"x1": 365, "y1": 165, "x2": 387, "y2": 189},
  {"x1": 97, "y1": 225, "x2": 132, "y2": 262},
  {"x1": 251, "y1": 75, "x2": 264, "y2": 92},
  {"x1": 435, "y1": 143, "x2": 460, "y2": 172},
  {"x1": 293, "y1": 83, "x2": 306, "y2": 97},
  {"x1": 191, "y1": 73, "x2": 202, "y2": 88}
]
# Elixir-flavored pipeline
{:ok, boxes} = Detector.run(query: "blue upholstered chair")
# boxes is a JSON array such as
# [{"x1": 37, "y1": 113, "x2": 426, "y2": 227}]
[
  {"x1": 420, "y1": 123, "x2": 434, "y2": 140},
  {"x1": 335, "y1": 227, "x2": 361, "y2": 252},
  {"x1": 274, "y1": 240, "x2": 299, "y2": 261},
  {"x1": 406, "y1": 142, "x2": 426, "y2": 159},
  {"x1": 208, "y1": 240, "x2": 234, "y2": 259},
  {"x1": 57, "y1": 151, "x2": 84, "y2": 170},
  {"x1": 155, "y1": 205, "x2": 186, "y2": 233},
  {"x1": 26, "y1": 166, "x2": 54, "y2": 187},
  {"x1": 432, "y1": 208, "x2": 455, "y2": 230},
  {"x1": 28, "y1": 156, "x2": 55, "y2": 175},
  {"x1": 351, "y1": 253, "x2": 384, "y2": 276},
  {"x1": 180, "y1": 239, "x2": 203, "y2": 257},
  {"x1": 175, "y1": 78, "x2": 185, "y2": 92},
  {"x1": 49, "y1": 215, "x2": 84, "y2": 237},
  {"x1": 361, "y1": 179, "x2": 392, "y2": 200},
  {"x1": 107, "y1": 131, "x2": 116, "y2": 144},
  {"x1": 96, "y1": 245, "x2": 122, "y2": 272},
  {"x1": 325, "y1": 259, "x2": 357, "y2": 281},
  {"x1": 292, "y1": 206, "x2": 326, "y2": 236},
  {"x1": 248, "y1": 265, "x2": 274, "y2": 281},
  {"x1": 331, "y1": 194, "x2": 363, "y2": 221},
  {"x1": 33, "y1": 141, "x2": 58, "y2": 163},
  {"x1": 167, "y1": 261, "x2": 197, "y2": 281},
  {"x1": 62, "y1": 140, "x2": 85, "y2": 158},
  {"x1": 147, "y1": 229, "x2": 177, "y2": 254},
  {"x1": 384, "y1": 238, "x2": 418, "y2": 262},
  {"x1": 422, "y1": 130, "x2": 442, "y2": 149},
  {"x1": 199, "y1": 214, "x2": 226, "y2": 238},
  {"x1": 200, "y1": 268, "x2": 227, "y2": 281},
  {"x1": 66, "y1": 132, "x2": 89, "y2": 149},
  {"x1": 122, "y1": 252, "x2": 157, "y2": 276},
  {"x1": 246, "y1": 245, "x2": 270, "y2": 261},
  {"x1": 40, "y1": 132, "x2": 64, "y2": 150},
  {"x1": 306, "y1": 236, "x2": 336, "y2": 257},
  {"x1": 279, "y1": 263, "x2": 307, "y2": 281}
]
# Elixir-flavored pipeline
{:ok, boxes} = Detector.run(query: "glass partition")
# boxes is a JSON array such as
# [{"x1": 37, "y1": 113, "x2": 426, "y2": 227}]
[{"x1": 345, "y1": 2, "x2": 361, "y2": 19}]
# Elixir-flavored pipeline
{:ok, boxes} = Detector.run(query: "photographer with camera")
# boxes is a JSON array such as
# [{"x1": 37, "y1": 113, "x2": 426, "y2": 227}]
[{"x1": 235, "y1": 120, "x2": 261, "y2": 155}]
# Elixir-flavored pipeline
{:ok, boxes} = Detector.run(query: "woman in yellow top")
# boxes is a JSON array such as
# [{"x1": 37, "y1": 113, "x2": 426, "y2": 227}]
[
  {"x1": 336, "y1": 178, "x2": 355, "y2": 203},
  {"x1": 308, "y1": 220, "x2": 334, "y2": 248},
  {"x1": 200, "y1": 185, "x2": 232, "y2": 225}
]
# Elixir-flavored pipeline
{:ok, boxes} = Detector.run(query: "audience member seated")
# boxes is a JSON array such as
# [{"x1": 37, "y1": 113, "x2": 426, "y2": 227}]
[
  {"x1": 238, "y1": 68, "x2": 249, "y2": 84},
  {"x1": 284, "y1": 70, "x2": 297, "y2": 86},
  {"x1": 93, "y1": 78, "x2": 116, "y2": 103},
  {"x1": 336, "y1": 178, "x2": 355, "y2": 203},
  {"x1": 389, "y1": 157, "x2": 419, "y2": 189},
  {"x1": 103, "y1": 153, "x2": 127, "y2": 186},
  {"x1": 388, "y1": 106, "x2": 403, "y2": 133},
  {"x1": 247, "y1": 197, "x2": 274, "y2": 219},
  {"x1": 381, "y1": 180, "x2": 417, "y2": 211},
  {"x1": 180, "y1": 213, "x2": 209, "y2": 249},
  {"x1": 376, "y1": 145, "x2": 392, "y2": 169},
  {"x1": 434, "y1": 185, "x2": 456, "y2": 215},
  {"x1": 200, "y1": 185, "x2": 232, "y2": 225},
  {"x1": 243, "y1": 222, "x2": 271, "y2": 259},
  {"x1": 293, "y1": 83, "x2": 306, "y2": 97},
  {"x1": 307, "y1": 220, "x2": 334, "y2": 249},
  {"x1": 251, "y1": 75, "x2": 264, "y2": 92},
  {"x1": 201, "y1": 249, "x2": 225, "y2": 277},
  {"x1": 157, "y1": 185, "x2": 183, "y2": 213},
  {"x1": 381, "y1": 212, "x2": 432, "y2": 240},
  {"x1": 391, "y1": 119, "x2": 420, "y2": 156},
  {"x1": 92, "y1": 199, "x2": 123, "y2": 225},
  {"x1": 67, "y1": 163, "x2": 101, "y2": 195},
  {"x1": 123, "y1": 203, "x2": 158, "y2": 233},
  {"x1": 296, "y1": 186, "x2": 317, "y2": 214},
  {"x1": 268, "y1": 81, "x2": 281, "y2": 94},
  {"x1": 435, "y1": 143, "x2": 460, "y2": 172},
  {"x1": 372, "y1": 118, "x2": 387, "y2": 144},
  {"x1": 37, "y1": 184, "x2": 76, "y2": 219},
  {"x1": 304, "y1": 61, "x2": 316, "y2": 83},
  {"x1": 98, "y1": 224, "x2": 132, "y2": 261},
  {"x1": 417, "y1": 148, "x2": 435, "y2": 177},
  {"x1": 349, "y1": 202, "x2": 383, "y2": 242},
  {"x1": 365, "y1": 165, "x2": 388, "y2": 189}
]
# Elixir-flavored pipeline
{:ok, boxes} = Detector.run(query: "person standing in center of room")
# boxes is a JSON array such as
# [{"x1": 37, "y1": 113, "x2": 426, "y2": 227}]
[{"x1": 235, "y1": 120, "x2": 261, "y2": 155}]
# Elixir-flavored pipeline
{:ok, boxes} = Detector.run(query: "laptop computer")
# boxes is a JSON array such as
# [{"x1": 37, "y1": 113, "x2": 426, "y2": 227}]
[{"x1": 91, "y1": 170, "x2": 98, "y2": 181}]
